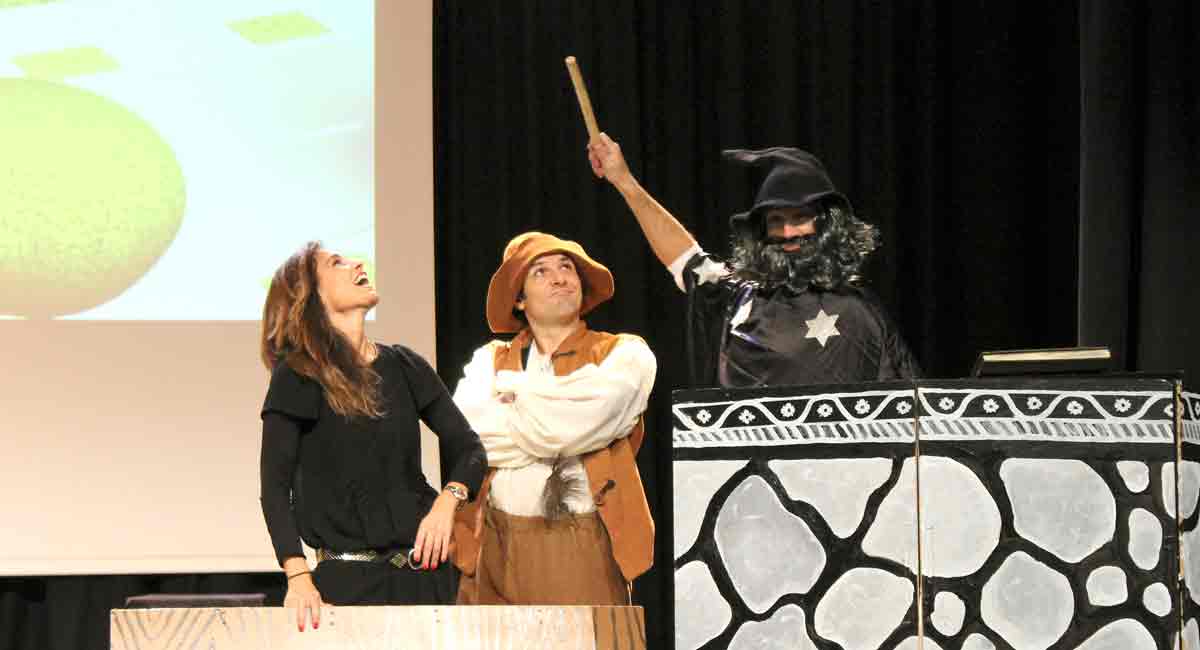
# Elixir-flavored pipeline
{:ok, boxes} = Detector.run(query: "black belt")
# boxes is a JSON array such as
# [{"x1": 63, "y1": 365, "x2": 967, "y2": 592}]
[{"x1": 315, "y1": 547, "x2": 419, "y2": 570}]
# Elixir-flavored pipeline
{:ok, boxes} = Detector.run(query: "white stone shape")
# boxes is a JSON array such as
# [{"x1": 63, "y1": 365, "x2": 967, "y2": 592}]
[
  {"x1": 1000, "y1": 459, "x2": 1115, "y2": 563},
  {"x1": 1185, "y1": 461, "x2": 1200, "y2": 518},
  {"x1": 727, "y1": 604, "x2": 815, "y2": 650},
  {"x1": 675, "y1": 561, "x2": 732, "y2": 650},
  {"x1": 715, "y1": 475, "x2": 826, "y2": 612},
  {"x1": 1073, "y1": 618, "x2": 1156, "y2": 650},
  {"x1": 980, "y1": 551, "x2": 1073, "y2": 650},
  {"x1": 1128, "y1": 508, "x2": 1163, "y2": 571},
  {"x1": 961, "y1": 634, "x2": 997, "y2": 650},
  {"x1": 814, "y1": 568, "x2": 913, "y2": 650},
  {"x1": 1085, "y1": 565, "x2": 1128, "y2": 606},
  {"x1": 1164, "y1": 461, "x2": 1200, "y2": 519},
  {"x1": 1142, "y1": 582, "x2": 1172, "y2": 617},
  {"x1": 931, "y1": 591, "x2": 966, "y2": 637},
  {"x1": 673, "y1": 460, "x2": 746, "y2": 560},
  {"x1": 1116, "y1": 461, "x2": 1150, "y2": 493},
  {"x1": 1185, "y1": 528, "x2": 1200, "y2": 606},
  {"x1": 894, "y1": 637, "x2": 944, "y2": 650},
  {"x1": 1178, "y1": 619, "x2": 1199, "y2": 650},
  {"x1": 769, "y1": 458, "x2": 893, "y2": 538},
  {"x1": 862, "y1": 456, "x2": 1000, "y2": 577}
]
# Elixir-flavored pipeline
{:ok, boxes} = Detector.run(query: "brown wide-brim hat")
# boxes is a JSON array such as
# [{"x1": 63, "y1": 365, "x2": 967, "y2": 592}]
[{"x1": 485, "y1": 231, "x2": 615, "y2": 333}]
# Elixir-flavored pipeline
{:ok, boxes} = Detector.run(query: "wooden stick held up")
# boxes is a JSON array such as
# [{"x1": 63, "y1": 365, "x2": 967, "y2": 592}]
[{"x1": 564, "y1": 56, "x2": 600, "y2": 141}]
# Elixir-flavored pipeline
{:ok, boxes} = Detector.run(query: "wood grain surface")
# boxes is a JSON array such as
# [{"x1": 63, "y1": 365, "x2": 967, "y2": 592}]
[{"x1": 111, "y1": 605, "x2": 645, "y2": 650}]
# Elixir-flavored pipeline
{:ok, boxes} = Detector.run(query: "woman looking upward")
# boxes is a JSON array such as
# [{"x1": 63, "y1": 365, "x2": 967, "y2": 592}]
[{"x1": 259, "y1": 242, "x2": 485, "y2": 631}]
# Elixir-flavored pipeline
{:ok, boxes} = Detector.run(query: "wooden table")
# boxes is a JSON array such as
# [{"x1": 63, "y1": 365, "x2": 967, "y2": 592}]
[{"x1": 111, "y1": 605, "x2": 645, "y2": 649}]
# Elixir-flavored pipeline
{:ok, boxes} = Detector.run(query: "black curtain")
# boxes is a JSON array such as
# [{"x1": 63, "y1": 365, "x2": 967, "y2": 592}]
[
  {"x1": 1077, "y1": 1, "x2": 1200, "y2": 377},
  {"x1": 4, "y1": 2, "x2": 1195, "y2": 649},
  {"x1": 433, "y1": 0, "x2": 1087, "y2": 387}
]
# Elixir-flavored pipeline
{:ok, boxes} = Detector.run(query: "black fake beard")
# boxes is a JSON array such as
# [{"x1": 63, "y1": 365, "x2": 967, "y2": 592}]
[{"x1": 731, "y1": 235, "x2": 826, "y2": 291}]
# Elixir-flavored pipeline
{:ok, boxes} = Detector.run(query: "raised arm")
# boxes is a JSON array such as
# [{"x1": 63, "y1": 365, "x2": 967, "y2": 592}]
[{"x1": 588, "y1": 133, "x2": 697, "y2": 267}]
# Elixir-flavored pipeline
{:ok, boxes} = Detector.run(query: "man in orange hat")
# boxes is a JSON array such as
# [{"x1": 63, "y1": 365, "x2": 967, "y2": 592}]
[
  {"x1": 588, "y1": 133, "x2": 920, "y2": 387},
  {"x1": 450, "y1": 231, "x2": 657, "y2": 605}
]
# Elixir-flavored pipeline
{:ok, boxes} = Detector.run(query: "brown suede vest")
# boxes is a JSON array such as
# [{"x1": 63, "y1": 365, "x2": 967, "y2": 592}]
[{"x1": 452, "y1": 325, "x2": 655, "y2": 582}]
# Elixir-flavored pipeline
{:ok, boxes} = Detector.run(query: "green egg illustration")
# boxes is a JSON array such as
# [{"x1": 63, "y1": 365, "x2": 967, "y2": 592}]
[{"x1": 0, "y1": 78, "x2": 186, "y2": 317}]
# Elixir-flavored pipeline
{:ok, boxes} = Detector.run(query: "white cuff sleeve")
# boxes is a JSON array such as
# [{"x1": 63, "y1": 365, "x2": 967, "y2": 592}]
[{"x1": 666, "y1": 243, "x2": 704, "y2": 292}]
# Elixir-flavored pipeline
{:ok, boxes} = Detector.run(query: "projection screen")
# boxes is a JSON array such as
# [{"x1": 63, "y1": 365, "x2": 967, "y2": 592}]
[{"x1": 0, "y1": 0, "x2": 436, "y2": 575}]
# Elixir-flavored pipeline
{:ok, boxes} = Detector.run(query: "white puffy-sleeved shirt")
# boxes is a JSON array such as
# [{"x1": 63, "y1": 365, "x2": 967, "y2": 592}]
[{"x1": 452, "y1": 335, "x2": 657, "y2": 516}]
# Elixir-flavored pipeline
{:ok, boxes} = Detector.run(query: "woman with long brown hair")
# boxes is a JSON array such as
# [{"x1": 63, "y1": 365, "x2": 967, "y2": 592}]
[{"x1": 259, "y1": 242, "x2": 485, "y2": 631}]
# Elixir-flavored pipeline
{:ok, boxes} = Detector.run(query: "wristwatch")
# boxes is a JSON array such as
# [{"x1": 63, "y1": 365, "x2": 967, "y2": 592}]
[{"x1": 444, "y1": 483, "x2": 469, "y2": 505}]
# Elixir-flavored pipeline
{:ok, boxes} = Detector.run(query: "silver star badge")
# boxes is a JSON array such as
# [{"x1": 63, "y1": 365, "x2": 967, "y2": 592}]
[
  {"x1": 690, "y1": 257, "x2": 729, "y2": 286},
  {"x1": 805, "y1": 309, "x2": 840, "y2": 347}
]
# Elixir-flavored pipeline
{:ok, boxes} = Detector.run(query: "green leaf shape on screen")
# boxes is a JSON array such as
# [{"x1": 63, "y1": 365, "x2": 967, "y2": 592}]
[
  {"x1": 0, "y1": 0, "x2": 61, "y2": 8},
  {"x1": 0, "y1": 78, "x2": 186, "y2": 318},
  {"x1": 13, "y1": 46, "x2": 118, "y2": 81},
  {"x1": 229, "y1": 12, "x2": 329, "y2": 45}
]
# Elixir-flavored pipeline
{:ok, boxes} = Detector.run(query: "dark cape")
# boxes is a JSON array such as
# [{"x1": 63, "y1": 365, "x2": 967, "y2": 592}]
[{"x1": 682, "y1": 251, "x2": 921, "y2": 388}]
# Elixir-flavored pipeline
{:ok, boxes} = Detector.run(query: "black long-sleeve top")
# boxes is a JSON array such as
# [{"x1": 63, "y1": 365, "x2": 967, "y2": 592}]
[{"x1": 259, "y1": 344, "x2": 486, "y2": 566}]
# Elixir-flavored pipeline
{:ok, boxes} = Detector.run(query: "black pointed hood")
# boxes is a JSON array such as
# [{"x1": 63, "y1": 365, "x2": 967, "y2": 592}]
[{"x1": 724, "y1": 147, "x2": 852, "y2": 238}]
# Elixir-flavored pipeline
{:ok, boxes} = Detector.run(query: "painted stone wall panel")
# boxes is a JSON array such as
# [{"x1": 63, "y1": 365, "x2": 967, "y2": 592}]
[
  {"x1": 916, "y1": 378, "x2": 1179, "y2": 650},
  {"x1": 1181, "y1": 391, "x2": 1200, "y2": 648},
  {"x1": 673, "y1": 382, "x2": 918, "y2": 650},
  {"x1": 674, "y1": 377, "x2": 1187, "y2": 650}
]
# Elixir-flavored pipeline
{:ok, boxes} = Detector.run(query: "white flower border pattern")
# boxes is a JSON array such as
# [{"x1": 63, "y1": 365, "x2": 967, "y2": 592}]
[
  {"x1": 674, "y1": 387, "x2": 1180, "y2": 448},
  {"x1": 674, "y1": 389, "x2": 916, "y2": 448},
  {"x1": 918, "y1": 388, "x2": 1175, "y2": 443}
]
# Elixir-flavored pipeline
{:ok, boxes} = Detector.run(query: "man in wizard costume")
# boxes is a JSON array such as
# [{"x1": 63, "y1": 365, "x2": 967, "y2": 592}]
[{"x1": 588, "y1": 133, "x2": 920, "y2": 387}]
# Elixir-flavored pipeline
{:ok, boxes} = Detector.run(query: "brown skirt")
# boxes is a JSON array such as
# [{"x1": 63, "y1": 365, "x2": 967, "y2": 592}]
[{"x1": 457, "y1": 508, "x2": 629, "y2": 605}]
